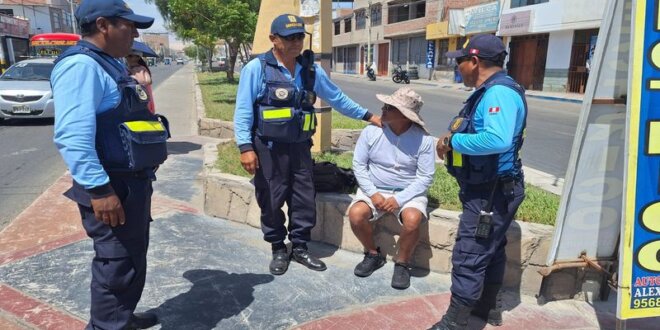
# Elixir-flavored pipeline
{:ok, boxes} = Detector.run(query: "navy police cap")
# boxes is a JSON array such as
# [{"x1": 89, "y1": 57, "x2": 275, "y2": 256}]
[
  {"x1": 76, "y1": 0, "x2": 154, "y2": 29},
  {"x1": 446, "y1": 34, "x2": 507, "y2": 60},
  {"x1": 271, "y1": 14, "x2": 306, "y2": 36}
]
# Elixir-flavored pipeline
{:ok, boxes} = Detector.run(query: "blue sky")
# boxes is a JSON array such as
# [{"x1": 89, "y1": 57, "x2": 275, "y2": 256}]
[{"x1": 125, "y1": 0, "x2": 184, "y2": 49}]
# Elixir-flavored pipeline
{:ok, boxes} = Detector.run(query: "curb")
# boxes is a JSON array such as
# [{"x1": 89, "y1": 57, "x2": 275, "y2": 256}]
[{"x1": 331, "y1": 72, "x2": 584, "y2": 104}]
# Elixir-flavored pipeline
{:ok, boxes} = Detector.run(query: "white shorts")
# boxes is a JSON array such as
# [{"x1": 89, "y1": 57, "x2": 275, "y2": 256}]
[{"x1": 349, "y1": 188, "x2": 429, "y2": 225}]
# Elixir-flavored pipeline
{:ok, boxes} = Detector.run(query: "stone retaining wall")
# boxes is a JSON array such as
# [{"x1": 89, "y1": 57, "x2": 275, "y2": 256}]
[
  {"x1": 199, "y1": 118, "x2": 235, "y2": 139},
  {"x1": 204, "y1": 167, "x2": 554, "y2": 296}
]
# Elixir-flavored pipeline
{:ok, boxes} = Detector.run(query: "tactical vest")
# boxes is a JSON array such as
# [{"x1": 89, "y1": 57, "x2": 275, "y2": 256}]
[
  {"x1": 253, "y1": 50, "x2": 316, "y2": 143},
  {"x1": 55, "y1": 41, "x2": 169, "y2": 172},
  {"x1": 446, "y1": 71, "x2": 527, "y2": 185}
]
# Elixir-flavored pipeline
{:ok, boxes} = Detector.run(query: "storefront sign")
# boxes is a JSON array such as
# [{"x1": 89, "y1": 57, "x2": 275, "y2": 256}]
[
  {"x1": 618, "y1": 0, "x2": 660, "y2": 320},
  {"x1": 464, "y1": 1, "x2": 500, "y2": 35},
  {"x1": 426, "y1": 21, "x2": 449, "y2": 40},
  {"x1": 498, "y1": 10, "x2": 531, "y2": 36},
  {"x1": 426, "y1": 40, "x2": 435, "y2": 68}
]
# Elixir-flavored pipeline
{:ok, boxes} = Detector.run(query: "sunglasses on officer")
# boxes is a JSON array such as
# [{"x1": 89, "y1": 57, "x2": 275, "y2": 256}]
[{"x1": 277, "y1": 33, "x2": 306, "y2": 42}]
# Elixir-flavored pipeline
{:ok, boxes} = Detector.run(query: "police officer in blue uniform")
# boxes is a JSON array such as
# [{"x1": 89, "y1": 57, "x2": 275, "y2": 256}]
[
  {"x1": 429, "y1": 35, "x2": 527, "y2": 330},
  {"x1": 234, "y1": 14, "x2": 381, "y2": 276},
  {"x1": 52, "y1": 1, "x2": 168, "y2": 329}
]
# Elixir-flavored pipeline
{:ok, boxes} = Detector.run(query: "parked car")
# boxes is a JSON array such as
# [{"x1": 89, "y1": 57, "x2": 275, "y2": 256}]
[
  {"x1": 176, "y1": 58, "x2": 184, "y2": 65},
  {"x1": 0, "y1": 58, "x2": 55, "y2": 121}
]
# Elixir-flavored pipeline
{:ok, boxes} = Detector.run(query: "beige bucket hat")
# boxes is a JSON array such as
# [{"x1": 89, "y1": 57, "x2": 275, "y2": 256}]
[{"x1": 376, "y1": 87, "x2": 428, "y2": 134}]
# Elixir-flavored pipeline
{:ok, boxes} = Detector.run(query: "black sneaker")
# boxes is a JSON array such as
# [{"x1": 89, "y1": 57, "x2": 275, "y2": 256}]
[
  {"x1": 391, "y1": 262, "x2": 411, "y2": 289},
  {"x1": 354, "y1": 248, "x2": 386, "y2": 277}
]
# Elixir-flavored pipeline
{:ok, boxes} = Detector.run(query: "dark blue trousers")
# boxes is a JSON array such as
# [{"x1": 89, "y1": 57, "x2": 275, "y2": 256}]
[
  {"x1": 253, "y1": 138, "x2": 316, "y2": 245},
  {"x1": 450, "y1": 179, "x2": 525, "y2": 306},
  {"x1": 66, "y1": 175, "x2": 153, "y2": 330}
]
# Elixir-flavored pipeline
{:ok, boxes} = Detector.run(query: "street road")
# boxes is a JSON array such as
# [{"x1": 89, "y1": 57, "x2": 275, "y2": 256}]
[
  {"x1": 332, "y1": 75, "x2": 581, "y2": 179},
  {"x1": 0, "y1": 63, "x2": 183, "y2": 230}
]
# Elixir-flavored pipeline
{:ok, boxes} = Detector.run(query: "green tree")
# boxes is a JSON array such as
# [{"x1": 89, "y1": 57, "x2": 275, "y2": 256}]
[{"x1": 146, "y1": 0, "x2": 257, "y2": 82}]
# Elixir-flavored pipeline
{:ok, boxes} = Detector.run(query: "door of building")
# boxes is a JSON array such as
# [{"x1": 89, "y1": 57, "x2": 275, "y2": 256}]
[
  {"x1": 378, "y1": 43, "x2": 389, "y2": 76},
  {"x1": 508, "y1": 34, "x2": 548, "y2": 90},
  {"x1": 567, "y1": 29, "x2": 599, "y2": 94}
]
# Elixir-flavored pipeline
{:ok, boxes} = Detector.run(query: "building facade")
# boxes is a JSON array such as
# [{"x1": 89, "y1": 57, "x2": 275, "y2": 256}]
[
  {"x1": 142, "y1": 33, "x2": 170, "y2": 58},
  {"x1": 0, "y1": 0, "x2": 76, "y2": 35},
  {"x1": 498, "y1": 0, "x2": 605, "y2": 93},
  {"x1": 332, "y1": 0, "x2": 443, "y2": 79}
]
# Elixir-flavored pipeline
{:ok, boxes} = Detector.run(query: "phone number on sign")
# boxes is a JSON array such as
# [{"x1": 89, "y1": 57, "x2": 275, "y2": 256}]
[{"x1": 633, "y1": 297, "x2": 660, "y2": 309}]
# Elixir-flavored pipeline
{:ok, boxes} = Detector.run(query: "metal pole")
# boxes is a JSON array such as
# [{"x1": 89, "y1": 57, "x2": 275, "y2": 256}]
[
  {"x1": 69, "y1": 0, "x2": 77, "y2": 34},
  {"x1": 367, "y1": 1, "x2": 372, "y2": 71}
]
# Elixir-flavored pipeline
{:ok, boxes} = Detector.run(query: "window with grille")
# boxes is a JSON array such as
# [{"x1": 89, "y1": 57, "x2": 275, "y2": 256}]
[
  {"x1": 437, "y1": 39, "x2": 449, "y2": 66},
  {"x1": 334, "y1": 21, "x2": 341, "y2": 35},
  {"x1": 371, "y1": 4, "x2": 382, "y2": 26},
  {"x1": 356, "y1": 10, "x2": 366, "y2": 30},
  {"x1": 345, "y1": 18, "x2": 352, "y2": 33},
  {"x1": 387, "y1": 1, "x2": 426, "y2": 24}
]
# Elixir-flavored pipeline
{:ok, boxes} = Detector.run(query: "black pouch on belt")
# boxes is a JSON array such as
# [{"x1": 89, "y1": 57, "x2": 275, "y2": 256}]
[{"x1": 475, "y1": 179, "x2": 499, "y2": 239}]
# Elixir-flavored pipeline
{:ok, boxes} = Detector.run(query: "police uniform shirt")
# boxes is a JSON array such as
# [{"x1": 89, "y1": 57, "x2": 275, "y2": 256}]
[
  {"x1": 52, "y1": 54, "x2": 125, "y2": 190},
  {"x1": 451, "y1": 85, "x2": 525, "y2": 174},
  {"x1": 234, "y1": 57, "x2": 368, "y2": 148}
]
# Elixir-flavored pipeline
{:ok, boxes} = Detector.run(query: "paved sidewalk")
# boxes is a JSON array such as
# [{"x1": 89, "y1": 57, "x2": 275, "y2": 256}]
[
  {"x1": 332, "y1": 72, "x2": 585, "y2": 104},
  {"x1": 1, "y1": 65, "x2": 657, "y2": 330}
]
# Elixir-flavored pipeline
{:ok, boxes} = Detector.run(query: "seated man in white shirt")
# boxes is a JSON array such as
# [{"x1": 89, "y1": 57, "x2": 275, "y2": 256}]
[{"x1": 348, "y1": 87, "x2": 436, "y2": 289}]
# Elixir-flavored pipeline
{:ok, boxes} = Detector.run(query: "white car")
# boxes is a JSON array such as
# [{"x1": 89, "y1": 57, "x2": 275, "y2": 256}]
[{"x1": 0, "y1": 58, "x2": 55, "y2": 121}]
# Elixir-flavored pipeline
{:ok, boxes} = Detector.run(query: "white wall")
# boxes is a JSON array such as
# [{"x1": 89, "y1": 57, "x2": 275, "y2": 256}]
[
  {"x1": 546, "y1": 30, "x2": 573, "y2": 69},
  {"x1": 501, "y1": 0, "x2": 606, "y2": 33}
]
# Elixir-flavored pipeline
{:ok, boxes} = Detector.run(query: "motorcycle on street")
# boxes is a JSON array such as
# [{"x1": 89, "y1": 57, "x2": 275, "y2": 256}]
[
  {"x1": 392, "y1": 65, "x2": 410, "y2": 84},
  {"x1": 366, "y1": 64, "x2": 376, "y2": 81}
]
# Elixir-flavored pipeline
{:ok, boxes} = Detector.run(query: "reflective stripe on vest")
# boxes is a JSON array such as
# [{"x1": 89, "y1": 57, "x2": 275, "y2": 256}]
[
  {"x1": 124, "y1": 121, "x2": 166, "y2": 132},
  {"x1": 452, "y1": 151, "x2": 463, "y2": 167},
  {"x1": 262, "y1": 108, "x2": 292, "y2": 120}
]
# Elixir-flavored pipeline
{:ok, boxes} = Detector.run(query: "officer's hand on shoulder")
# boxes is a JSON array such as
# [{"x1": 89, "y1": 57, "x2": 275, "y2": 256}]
[
  {"x1": 369, "y1": 115, "x2": 383, "y2": 128},
  {"x1": 91, "y1": 194, "x2": 125, "y2": 227},
  {"x1": 240, "y1": 150, "x2": 259, "y2": 175}
]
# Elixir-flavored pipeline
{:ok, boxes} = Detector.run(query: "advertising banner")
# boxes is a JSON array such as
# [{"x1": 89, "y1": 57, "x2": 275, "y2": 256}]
[
  {"x1": 498, "y1": 10, "x2": 531, "y2": 36},
  {"x1": 464, "y1": 1, "x2": 500, "y2": 35},
  {"x1": 618, "y1": 0, "x2": 660, "y2": 320},
  {"x1": 426, "y1": 40, "x2": 435, "y2": 69}
]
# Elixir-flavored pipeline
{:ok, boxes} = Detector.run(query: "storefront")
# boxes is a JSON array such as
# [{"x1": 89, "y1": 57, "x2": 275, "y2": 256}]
[{"x1": 0, "y1": 14, "x2": 29, "y2": 72}]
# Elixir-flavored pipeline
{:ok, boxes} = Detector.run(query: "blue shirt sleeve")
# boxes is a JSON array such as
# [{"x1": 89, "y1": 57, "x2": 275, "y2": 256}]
[
  {"x1": 452, "y1": 86, "x2": 524, "y2": 155},
  {"x1": 352, "y1": 125, "x2": 379, "y2": 197},
  {"x1": 313, "y1": 64, "x2": 368, "y2": 119},
  {"x1": 52, "y1": 55, "x2": 119, "y2": 189},
  {"x1": 394, "y1": 135, "x2": 436, "y2": 206},
  {"x1": 234, "y1": 58, "x2": 263, "y2": 149}
]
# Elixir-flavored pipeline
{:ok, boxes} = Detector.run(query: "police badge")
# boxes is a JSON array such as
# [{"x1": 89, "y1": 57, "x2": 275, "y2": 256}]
[
  {"x1": 448, "y1": 116, "x2": 467, "y2": 133},
  {"x1": 135, "y1": 85, "x2": 149, "y2": 101},
  {"x1": 275, "y1": 88, "x2": 289, "y2": 100}
]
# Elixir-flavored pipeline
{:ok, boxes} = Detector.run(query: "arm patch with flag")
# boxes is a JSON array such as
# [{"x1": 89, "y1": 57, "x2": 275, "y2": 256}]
[{"x1": 488, "y1": 106, "x2": 500, "y2": 114}]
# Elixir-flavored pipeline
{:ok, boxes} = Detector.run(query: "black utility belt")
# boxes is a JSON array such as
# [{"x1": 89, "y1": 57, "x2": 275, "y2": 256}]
[
  {"x1": 107, "y1": 168, "x2": 154, "y2": 179},
  {"x1": 460, "y1": 176, "x2": 521, "y2": 191}
]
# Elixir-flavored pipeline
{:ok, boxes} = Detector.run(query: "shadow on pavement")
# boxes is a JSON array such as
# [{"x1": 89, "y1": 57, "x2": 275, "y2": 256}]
[
  {"x1": 167, "y1": 141, "x2": 202, "y2": 155},
  {"x1": 147, "y1": 269, "x2": 274, "y2": 330}
]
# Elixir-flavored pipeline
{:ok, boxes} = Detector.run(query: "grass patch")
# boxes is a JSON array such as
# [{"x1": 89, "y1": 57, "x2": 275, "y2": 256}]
[
  {"x1": 332, "y1": 111, "x2": 368, "y2": 130},
  {"x1": 197, "y1": 72, "x2": 238, "y2": 121},
  {"x1": 197, "y1": 72, "x2": 368, "y2": 130},
  {"x1": 215, "y1": 144, "x2": 559, "y2": 225}
]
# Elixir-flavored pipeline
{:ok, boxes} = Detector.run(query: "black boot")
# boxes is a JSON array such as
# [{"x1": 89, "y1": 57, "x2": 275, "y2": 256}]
[
  {"x1": 471, "y1": 284, "x2": 503, "y2": 326},
  {"x1": 427, "y1": 296, "x2": 472, "y2": 330}
]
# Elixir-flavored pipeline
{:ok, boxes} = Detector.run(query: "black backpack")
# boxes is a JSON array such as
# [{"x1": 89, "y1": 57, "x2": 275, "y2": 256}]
[{"x1": 312, "y1": 161, "x2": 357, "y2": 193}]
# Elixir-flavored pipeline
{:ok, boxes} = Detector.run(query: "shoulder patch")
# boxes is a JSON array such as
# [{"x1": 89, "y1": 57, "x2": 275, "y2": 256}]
[{"x1": 488, "y1": 107, "x2": 500, "y2": 114}]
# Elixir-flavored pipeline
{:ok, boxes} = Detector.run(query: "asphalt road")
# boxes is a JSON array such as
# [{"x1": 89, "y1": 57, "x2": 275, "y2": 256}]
[
  {"x1": 0, "y1": 63, "x2": 183, "y2": 230},
  {"x1": 332, "y1": 75, "x2": 581, "y2": 178}
]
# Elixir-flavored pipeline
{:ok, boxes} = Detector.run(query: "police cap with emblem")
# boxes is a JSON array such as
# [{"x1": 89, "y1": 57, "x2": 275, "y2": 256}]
[
  {"x1": 446, "y1": 34, "x2": 507, "y2": 61},
  {"x1": 76, "y1": 0, "x2": 155, "y2": 29},
  {"x1": 271, "y1": 14, "x2": 306, "y2": 36}
]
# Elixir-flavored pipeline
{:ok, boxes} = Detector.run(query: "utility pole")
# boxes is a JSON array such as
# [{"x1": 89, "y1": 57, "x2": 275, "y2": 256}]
[
  {"x1": 68, "y1": 0, "x2": 77, "y2": 34},
  {"x1": 367, "y1": 0, "x2": 372, "y2": 71}
]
